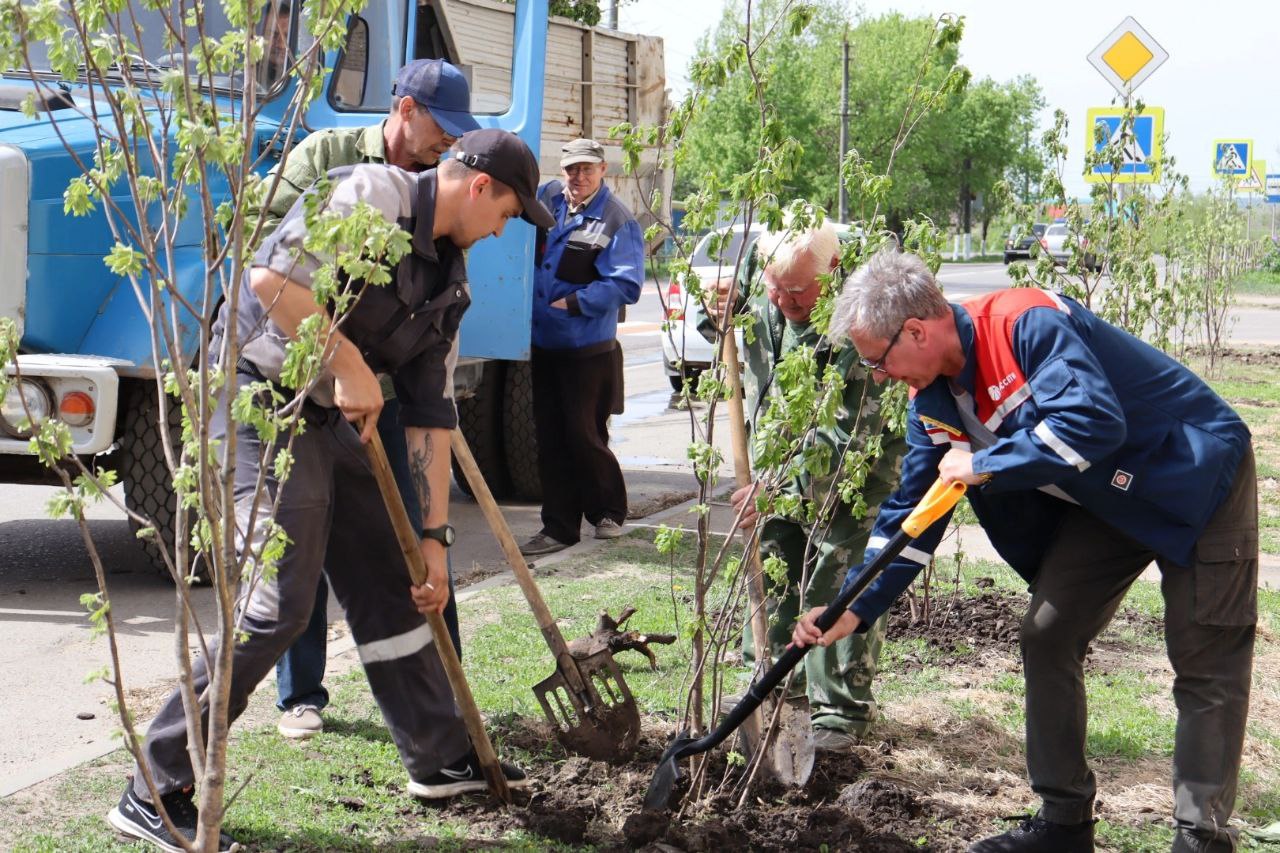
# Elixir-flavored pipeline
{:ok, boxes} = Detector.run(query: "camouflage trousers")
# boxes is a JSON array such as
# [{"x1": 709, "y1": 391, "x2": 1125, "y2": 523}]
[{"x1": 743, "y1": 511, "x2": 889, "y2": 735}]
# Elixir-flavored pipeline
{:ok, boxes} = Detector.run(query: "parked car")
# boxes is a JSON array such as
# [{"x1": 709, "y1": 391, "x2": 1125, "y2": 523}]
[
  {"x1": 659, "y1": 224, "x2": 764, "y2": 391},
  {"x1": 1039, "y1": 223, "x2": 1101, "y2": 271},
  {"x1": 1003, "y1": 222, "x2": 1047, "y2": 264}
]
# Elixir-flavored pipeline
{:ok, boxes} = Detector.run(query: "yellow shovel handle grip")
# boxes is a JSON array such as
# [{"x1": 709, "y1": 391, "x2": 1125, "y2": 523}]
[{"x1": 901, "y1": 479, "x2": 967, "y2": 538}]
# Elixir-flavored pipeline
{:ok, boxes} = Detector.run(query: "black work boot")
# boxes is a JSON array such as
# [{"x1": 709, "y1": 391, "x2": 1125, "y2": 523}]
[
  {"x1": 1170, "y1": 827, "x2": 1236, "y2": 853},
  {"x1": 968, "y1": 815, "x2": 1096, "y2": 853}
]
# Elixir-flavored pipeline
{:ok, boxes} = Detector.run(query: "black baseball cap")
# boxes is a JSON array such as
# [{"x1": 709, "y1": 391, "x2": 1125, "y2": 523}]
[
  {"x1": 454, "y1": 129, "x2": 555, "y2": 229},
  {"x1": 392, "y1": 59, "x2": 481, "y2": 138}
]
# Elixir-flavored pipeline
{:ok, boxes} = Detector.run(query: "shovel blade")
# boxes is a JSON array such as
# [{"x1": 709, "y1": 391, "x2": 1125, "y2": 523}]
[
  {"x1": 533, "y1": 649, "x2": 641, "y2": 762},
  {"x1": 729, "y1": 686, "x2": 815, "y2": 787},
  {"x1": 642, "y1": 731, "x2": 697, "y2": 811}
]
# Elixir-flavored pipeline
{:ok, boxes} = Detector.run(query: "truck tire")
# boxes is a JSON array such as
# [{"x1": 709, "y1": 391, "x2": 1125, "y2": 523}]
[
  {"x1": 501, "y1": 359, "x2": 542, "y2": 502},
  {"x1": 452, "y1": 360, "x2": 513, "y2": 500},
  {"x1": 120, "y1": 383, "x2": 198, "y2": 580}
]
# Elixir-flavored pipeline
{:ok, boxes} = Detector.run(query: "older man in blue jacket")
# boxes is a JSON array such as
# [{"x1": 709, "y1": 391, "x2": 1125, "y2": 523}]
[
  {"x1": 794, "y1": 250, "x2": 1257, "y2": 853},
  {"x1": 519, "y1": 138, "x2": 644, "y2": 556}
]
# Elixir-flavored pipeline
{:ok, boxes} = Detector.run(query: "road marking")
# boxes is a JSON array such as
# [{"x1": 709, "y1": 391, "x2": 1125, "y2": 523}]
[
  {"x1": 618, "y1": 321, "x2": 661, "y2": 335},
  {"x1": 0, "y1": 607, "x2": 87, "y2": 618}
]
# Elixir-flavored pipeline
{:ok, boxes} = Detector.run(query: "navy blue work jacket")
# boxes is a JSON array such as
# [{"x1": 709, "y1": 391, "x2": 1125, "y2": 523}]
[
  {"x1": 532, "y1": 181, "x2": 643, "y2": 350},
  {"x1": 840, "y1": 289, "x2": 1251, "y2": 627}
]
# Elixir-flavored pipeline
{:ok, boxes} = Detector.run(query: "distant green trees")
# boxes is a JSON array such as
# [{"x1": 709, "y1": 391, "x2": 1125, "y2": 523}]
[{"x1": 674, "y1": 0, "x2": 1044, "y2": 234}]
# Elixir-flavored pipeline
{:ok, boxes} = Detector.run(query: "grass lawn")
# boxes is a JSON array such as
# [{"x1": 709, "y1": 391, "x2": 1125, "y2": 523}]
[{"x1": 3, "y1": 350, "x2": 1278, "y2": 851}]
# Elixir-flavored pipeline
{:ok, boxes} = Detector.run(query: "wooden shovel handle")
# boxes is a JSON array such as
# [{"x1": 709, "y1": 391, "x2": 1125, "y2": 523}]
[
  {"x1": 364, "y1": 428, "x2": 511, "y2": 804},
  {"x1": 449, "y1": 430, "x2": 586, "y2": 689},
  {"x1": 721, "y1": 331, "x2": 772, "y2": 662}
]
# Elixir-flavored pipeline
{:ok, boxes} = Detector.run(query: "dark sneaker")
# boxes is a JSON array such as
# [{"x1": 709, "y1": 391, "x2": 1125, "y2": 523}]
[
  {"x1": 1171, "y1": 828, "x2": 1236, "y2": 853},
  {"x1": 518, "y1": 533, "x2": 570, "y2": 557},
  {"x1": 107, "y1": 784, "x2": 240, "y2": 853},
  {"x1": 594, "y1": 518, "x2": 625, "y2": 539},
  {"x1": 811, "y1": 727, "x2": 861, "y2": 752},
  {"x1": 278, "y1": 703, "x2": 324, "y2": 739},
  {"x1": 968, "y1": 815, "x2": 1095, "y2": 852},
  {"x1": 408, "y1": 751, "x2": 532, "y2": 799}
]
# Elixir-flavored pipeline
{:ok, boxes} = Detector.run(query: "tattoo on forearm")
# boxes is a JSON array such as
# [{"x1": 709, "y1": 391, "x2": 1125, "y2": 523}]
[{"x1": 410, "y1": 434, "x2": 434, "y2": 525}]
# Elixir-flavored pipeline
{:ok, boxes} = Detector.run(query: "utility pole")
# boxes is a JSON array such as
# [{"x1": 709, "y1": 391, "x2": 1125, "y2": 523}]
[
  {"x1": 837, "y1": 30, "x2": 850, "y2": 223},
  {"x1": 606, "y1": 0, "x2": 617, "y2": 29}
]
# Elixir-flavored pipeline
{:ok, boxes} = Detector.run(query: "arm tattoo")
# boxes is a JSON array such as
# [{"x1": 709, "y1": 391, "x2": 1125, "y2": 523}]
[{"x1": 409, "y1": 434, "x2": 433, "y2": 526}]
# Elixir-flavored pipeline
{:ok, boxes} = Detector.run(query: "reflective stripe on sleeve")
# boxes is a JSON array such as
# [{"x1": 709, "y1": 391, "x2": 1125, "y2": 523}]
[
  {"x1": 867, "y1": 535, "x2": 934, "y2": 566},
  {"x1": 1034, "y1": 420, "x2": 1090, "y2": 471},
  {"x1": 357, "y1": 622, "x2": 434, "y2": 665}
]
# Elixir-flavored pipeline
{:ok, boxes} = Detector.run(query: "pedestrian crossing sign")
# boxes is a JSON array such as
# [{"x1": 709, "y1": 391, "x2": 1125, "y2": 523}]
[
  {"x1": 1238, "y1": 159, "x2": 1266, "y2": 194},
  {"x1": 1084, "y1": 107, "x2": 1163, "y2": 184},
  {"x1": 1213, "y1": 140, "x2": 1252, "y2": 176}
]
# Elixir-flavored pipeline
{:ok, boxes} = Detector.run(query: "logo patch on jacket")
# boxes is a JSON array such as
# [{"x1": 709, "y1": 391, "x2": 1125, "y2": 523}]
[
  {"x1": 1111, "y1": 469, "x2": 1133, "y2": 491},
  {"x1": 987, "y1": 372, "x2": 1018, "y2": 402}
]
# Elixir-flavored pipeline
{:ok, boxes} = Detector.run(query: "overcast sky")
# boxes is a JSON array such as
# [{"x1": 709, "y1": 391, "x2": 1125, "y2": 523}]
[{"x1": 618, "y1": 0, "x2": 1280, "y2": 198}]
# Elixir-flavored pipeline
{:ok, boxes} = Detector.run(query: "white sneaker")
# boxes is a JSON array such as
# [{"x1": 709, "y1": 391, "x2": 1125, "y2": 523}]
[
  {"x1": 594, "y1": 518, "x2": 625, "y2": 539},
  {"x1": 278, "y1": 704, "x2": 323, "y2": 740}
]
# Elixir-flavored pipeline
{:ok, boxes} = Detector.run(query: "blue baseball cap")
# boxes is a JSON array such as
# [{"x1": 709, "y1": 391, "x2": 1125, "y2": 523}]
[{"x1": 392, "y1": 59, "x2": 480, "y2": 138}]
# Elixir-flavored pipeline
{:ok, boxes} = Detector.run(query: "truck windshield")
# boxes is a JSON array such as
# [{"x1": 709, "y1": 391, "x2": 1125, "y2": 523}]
[{"x1": 14, "y1": 1, "x2": 299, "y2": 96}]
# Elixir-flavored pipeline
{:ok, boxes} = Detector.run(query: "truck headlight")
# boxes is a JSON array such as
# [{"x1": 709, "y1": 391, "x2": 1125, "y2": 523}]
[{"x1": 1, "y1": 378, "x2": 54, "y2": 437}]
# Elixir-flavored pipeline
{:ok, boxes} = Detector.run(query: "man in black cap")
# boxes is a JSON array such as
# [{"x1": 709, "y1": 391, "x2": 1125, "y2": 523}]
[
  {"x1": 108, "y1": 129, "x2": 555, "y2": 853},
  {"x1": 258, "y1": 57, "x2": 480, "y2": 744}
]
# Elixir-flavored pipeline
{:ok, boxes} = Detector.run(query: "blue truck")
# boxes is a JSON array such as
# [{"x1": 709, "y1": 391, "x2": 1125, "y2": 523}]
[{"x1": 0, "y1": 0, "x2": 666, "y2": 573}]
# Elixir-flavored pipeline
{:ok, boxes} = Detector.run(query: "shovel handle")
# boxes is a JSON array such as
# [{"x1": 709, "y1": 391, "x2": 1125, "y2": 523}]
[
  {"x1": 364, "y1": 428, "x2": 511, "y2": 805},
  {"x1": 720, "y1": 330, "x2": 772, "y2": 666},
  {"x1": 902, "y1": 479, "x2": 967, "y2": 538},
  {"x1": 449, "y1": 430, "x2": 586, "y2": 685},
  {"x1": 690, "y1": 479, "x2": 966, "y2": 755}
]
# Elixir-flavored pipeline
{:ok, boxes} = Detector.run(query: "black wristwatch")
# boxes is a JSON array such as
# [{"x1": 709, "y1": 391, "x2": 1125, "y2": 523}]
[{"x1": 421, "y1": 523, "x2": 456, "y2": 548}]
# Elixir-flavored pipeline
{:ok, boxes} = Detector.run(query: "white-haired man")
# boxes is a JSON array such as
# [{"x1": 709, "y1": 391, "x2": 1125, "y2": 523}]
[
  {"x1": 710, "y1": 217, "x2": 904, "y2": 750},
  {"x1": 794, "y1": 249, "x2": 1257, "y2": 853}
]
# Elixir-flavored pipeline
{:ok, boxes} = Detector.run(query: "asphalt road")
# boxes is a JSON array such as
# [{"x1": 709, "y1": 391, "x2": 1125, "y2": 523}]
[{"x1": 0, "y1": 261, "x2": 1274, "y2": 796}]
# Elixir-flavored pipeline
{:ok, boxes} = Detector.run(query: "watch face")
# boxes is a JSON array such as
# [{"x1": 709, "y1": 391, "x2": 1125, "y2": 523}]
[{"x1": 442, "y1": 525, "x2": 456, "y2": 546}]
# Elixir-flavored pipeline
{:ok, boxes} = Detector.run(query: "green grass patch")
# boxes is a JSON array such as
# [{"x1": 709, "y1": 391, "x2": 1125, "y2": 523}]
[{"x1": 1233, "y1": 269, "x2": 1280, "y2": 296}]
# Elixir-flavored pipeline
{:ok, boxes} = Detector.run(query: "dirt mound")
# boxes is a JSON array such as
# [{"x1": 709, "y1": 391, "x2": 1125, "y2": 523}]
[
  {"x1": 419, "y1": 718, "x2": 981, "y2": 851},
  {"x1": 887, "y1": 585, "x2": 1023, "y2": 664}
]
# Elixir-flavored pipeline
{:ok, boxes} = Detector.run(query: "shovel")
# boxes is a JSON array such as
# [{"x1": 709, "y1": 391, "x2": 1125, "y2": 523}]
[
  {"x1": 643, "y1": 478, "x2": 967, "y2": 812},
  {"x1": 451, "y1": 429, "x2": 642, "y2": 762},
  {"x1": 363, "y1": 429, "x2": 511, "y2": 804},
  {"x1": 720, "y1": 329, "x2": 814, "y2": 787}
]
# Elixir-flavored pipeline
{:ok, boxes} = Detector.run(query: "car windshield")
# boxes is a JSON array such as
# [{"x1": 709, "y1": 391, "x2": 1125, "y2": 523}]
[
  {"x1": 12, "y1": 1, "x2": 300, "y2": 96},
  {"x1": 1046, "y1": 225, "x2": 1068, "y2": 236},
  {"x1": 1032, "y1": 223, "x2": 1048, "y2": 237},
  {"x1": 692, "y1": 229, "x2": 756, "y2": 268}
]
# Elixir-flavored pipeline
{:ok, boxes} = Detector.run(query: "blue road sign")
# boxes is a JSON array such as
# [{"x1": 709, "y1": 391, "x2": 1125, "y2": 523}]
[
  {"x1": 1085, "y1": 107, "x2": 1163, "y2": 183},
  {"x1": 1214, "y1": 140, "x2": 1251, "y2": 176},
  {"x1": 1266, "y1": 173, "x2": 1280, "y2": 204}
]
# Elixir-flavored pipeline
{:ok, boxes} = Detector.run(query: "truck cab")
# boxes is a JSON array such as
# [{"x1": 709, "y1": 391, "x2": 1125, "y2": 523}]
[{"x1": 0, "y1": 0, "x2": 664, "y2": 573}]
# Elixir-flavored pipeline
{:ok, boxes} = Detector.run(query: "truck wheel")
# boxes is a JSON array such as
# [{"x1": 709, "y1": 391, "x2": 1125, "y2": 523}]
[
  {"x1": 502, "y1": 359, "x2": 542, "y2": 502},
  {"x1": 120, "y1": 383, "x2": 202, "y2": 581},
  {"x1": 452, "y1": 360, "x2": 512, "y2": 500}
]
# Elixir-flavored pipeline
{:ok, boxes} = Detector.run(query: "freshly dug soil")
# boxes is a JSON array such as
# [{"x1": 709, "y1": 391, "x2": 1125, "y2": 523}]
[
  {"x1": 887, "y1": 580, "x2": 1163, "y2": 669},
  {"x1": 416, "y1": 717, "x2": 988, "y2": 851}
]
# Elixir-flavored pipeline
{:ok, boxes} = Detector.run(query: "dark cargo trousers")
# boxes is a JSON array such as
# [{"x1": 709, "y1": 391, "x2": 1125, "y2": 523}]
[
  {"x1": 743, "y1": 509, "x2": 891, "y2": 733},
  {"x1": 1023, "y1": 446, "x2": 1257, "y2": 848},
  {"x1": 133, "y1": 379, "x2": 470, "y2": 801}
]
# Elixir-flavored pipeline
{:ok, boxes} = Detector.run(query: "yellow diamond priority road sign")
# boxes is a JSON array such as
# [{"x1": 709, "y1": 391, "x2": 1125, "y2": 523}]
[{"x1": 1087, "y1": 17, "x2": 1169, "y2": 97}]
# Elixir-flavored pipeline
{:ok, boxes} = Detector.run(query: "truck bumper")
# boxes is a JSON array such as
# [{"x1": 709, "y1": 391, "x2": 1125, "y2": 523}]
[{"x1": 0, "y1": 354, "x2": 126, "y2": 455}]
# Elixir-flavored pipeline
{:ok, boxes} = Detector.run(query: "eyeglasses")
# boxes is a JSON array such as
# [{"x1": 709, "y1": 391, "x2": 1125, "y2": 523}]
[
  {"x1": 762, "y1": 273, "x2": 812, "y2": 295},
  {"x1": 858, "y1": 324, "x2": 904, "y2": 373}
]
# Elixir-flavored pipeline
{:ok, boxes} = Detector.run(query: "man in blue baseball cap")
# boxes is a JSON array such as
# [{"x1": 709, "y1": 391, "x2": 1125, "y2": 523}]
[{"x1": 256, "y1": 58, "x2": 482, "y2": 744}]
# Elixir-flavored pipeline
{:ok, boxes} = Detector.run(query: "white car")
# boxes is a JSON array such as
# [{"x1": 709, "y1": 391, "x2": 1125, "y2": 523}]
[
  {"x1": 1040, "y1": 222, "x2": 1100, "y2": 271},
  {"x1": 659, "y1": 224, "x2": 762, "y2": 391}
]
